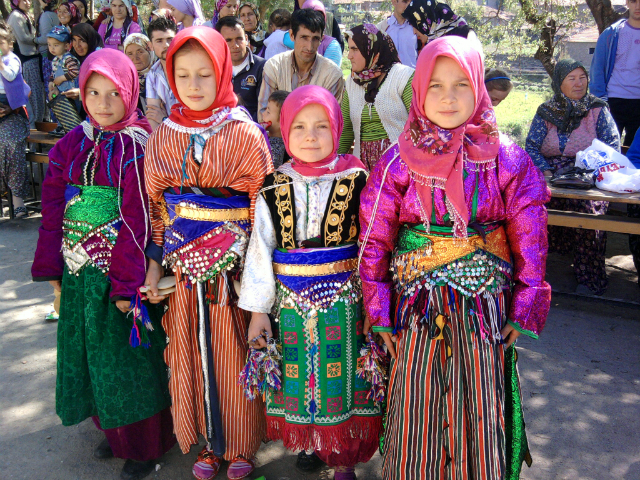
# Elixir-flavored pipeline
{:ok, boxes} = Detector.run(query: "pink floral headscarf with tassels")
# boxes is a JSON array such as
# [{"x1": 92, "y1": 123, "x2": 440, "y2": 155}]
[{"x1": 398, "y1": 36, "x2": 499, "y2": 239}]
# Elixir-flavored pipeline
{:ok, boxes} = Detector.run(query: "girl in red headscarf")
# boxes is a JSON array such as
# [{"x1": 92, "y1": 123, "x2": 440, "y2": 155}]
[
  {"x1": 142, "y1": 26, "x2": 272, "y2": 480},
  {"x1": 32, "y1": 48, "x2": 175, "y2": 480},
  {"x1": 359, "y1": 36, "x2": 551, "y2": 479},
  {"x1": 238, "y1": 85, "x2": 382, "y2": 480}
]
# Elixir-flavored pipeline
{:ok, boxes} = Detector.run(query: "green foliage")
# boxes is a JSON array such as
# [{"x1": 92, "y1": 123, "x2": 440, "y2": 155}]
[{"x1": 494, "y1": 88, "x2": 547, "y2": 147}]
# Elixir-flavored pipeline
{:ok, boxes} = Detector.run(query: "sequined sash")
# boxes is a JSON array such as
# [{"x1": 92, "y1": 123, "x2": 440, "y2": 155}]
[
  {"x1": 162, "y1": 192, "x2": 251, "y2": 283},
  {"x1": 62, "y1": 184, "x2": 123, "y2": 274},
  {"x1": 273, "y1": 244, "x2": 361, "y2": 317},
  {"x1": 392, "y1": 224, "x2": 513, "y2": 298}
]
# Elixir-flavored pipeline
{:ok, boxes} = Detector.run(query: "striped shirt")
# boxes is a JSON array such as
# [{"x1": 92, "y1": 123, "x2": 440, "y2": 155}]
[{"x1": 144, "y1": 119, "x2": 273, "y2": 456}]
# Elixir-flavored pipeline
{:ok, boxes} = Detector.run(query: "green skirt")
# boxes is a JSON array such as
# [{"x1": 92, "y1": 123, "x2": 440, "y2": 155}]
[{"x1": 56, "y1": 265, "x2": 171, "y2": 429}]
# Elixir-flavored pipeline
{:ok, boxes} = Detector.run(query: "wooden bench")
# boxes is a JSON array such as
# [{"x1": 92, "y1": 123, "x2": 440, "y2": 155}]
[{"x1": 547, "y1": 181, "x2": 640, "y2": 235}]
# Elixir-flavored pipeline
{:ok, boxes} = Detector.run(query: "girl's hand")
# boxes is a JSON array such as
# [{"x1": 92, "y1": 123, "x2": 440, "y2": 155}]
[
  {"x1": 363, "y1": 315, "x2": 397, "y2": 359},
  {"x1": 116, "y1": 300, "x2": 131, "y2": 313},
  {"x1": 247, "y1": 312, "x2": 272, "y2": 349},
  {"x1": 501, "y1": 323, "x2": 521, "y2": 348},
  {"x1": 144, "y1": 258, "x2": 167, "y2": 304},
  {"x1": 48, "y1": 279, "x2": 62, "y2": 292}
]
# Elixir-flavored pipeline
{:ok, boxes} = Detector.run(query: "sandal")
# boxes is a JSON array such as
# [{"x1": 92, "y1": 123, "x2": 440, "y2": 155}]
[
  {"x1": 226, "y1": 455, "x2": 255, "y2": 480},
  {"x1": 14, "y1": 206, "x2": 28, "y2": 218},
  {"x1": 192, "y1": 447, "x2": 221, "y2": 480}
]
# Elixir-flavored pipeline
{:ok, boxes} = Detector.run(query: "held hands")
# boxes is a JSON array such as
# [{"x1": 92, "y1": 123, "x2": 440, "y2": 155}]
[
  {"x1": 247, "y1": 312, "x2": 272, "y2": 349},
  {"x1": 63, "y1": 88, "x2": 80, "y2": 100},
  {"x1": 143, "y1": 258, "x2": 167, "y2": 304},
  {"x1": 146, "y1": 104, "x2": 165, "y2": 126},
  {"x1": 363, "y1": 315, "x2": 397, "y2": 360}
]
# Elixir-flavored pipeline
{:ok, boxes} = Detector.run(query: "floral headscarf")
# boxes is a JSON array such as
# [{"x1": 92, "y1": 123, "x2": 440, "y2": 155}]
[
  {"x1": 403, "y1": 0, "x2": 468, "y2": 43},
  {"x1": 399, "y1": 36, "x2": 499, "y2": 239},
  {"x1": 345, "y1": 23, "x2": 400, "y2": 104},
  {"x1": 536, "y1": 59, "x2": 606, "y2": 135},
  {"x1": 59, "y1": 1, "x2": 83, "y2": 27},
  {"x1": 211, "y1": 0, "x2": 230, "y2": 27},
  {"x1": 124, "y1": 32, "x2": 156, "y2": 72}
]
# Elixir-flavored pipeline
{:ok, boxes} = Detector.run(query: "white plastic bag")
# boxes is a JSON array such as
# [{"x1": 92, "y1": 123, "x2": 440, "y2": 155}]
[{"x1": 575, "y1": 139, "x2": 640, "y2": 193}]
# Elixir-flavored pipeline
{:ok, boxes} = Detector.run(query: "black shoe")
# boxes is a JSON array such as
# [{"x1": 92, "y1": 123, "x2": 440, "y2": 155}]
[
  {"x1": 295, "y1": 450, "x2": 324, "y2": 472},
  {"x1": 120, "y1": 459, "x2": 156, "y2": 480},
  {"x1": 94, "y1": 438, "x2": 113, "y2": 459}
]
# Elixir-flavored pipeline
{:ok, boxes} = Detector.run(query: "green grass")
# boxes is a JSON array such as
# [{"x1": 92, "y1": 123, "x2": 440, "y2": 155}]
[{"x1": 494, "y1": 89, "x2": 547, "y2": 147}]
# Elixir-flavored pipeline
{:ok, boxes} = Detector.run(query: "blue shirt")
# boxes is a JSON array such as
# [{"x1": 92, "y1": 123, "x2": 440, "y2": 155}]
[
  {"x1": 383, "y1": 16, "x2": 417, "y2": 68},
  {"x1": 626, "y1": 131, "x2": 640, "y2": 168}
]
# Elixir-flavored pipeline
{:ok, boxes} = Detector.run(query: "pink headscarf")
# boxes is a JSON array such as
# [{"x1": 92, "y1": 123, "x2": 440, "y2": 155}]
[
  {"x1": 398, "y1": 36, "x2": 499, "y2": 238},
  {"x1": 280, "y1": 85, "x2": 365, "y2": 176},
  {"x1": 302, "y1": 0, "x2": 325, "y2": 18},
  {"x1": 79, "y1": 49, "x2": 151, "y2": 133}
]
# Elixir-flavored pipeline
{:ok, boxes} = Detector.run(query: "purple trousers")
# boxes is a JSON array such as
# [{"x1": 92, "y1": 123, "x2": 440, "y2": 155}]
[{"x1": 92, "y1": 407, "x2": 176, "y2": 461}]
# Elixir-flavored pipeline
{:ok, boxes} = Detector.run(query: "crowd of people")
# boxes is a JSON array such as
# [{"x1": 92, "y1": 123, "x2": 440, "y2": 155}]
[{"x1": 0, "y1": 0, "x2": 638, "y2": 479}]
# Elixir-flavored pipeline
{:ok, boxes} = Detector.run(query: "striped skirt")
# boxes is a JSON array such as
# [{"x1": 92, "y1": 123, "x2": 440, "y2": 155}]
[
  {"x1": 382, "y1": 289, "x2": 508, "y2": 480},
  {"x1": 162, "y1": 271, "x2": 266, "y2": 458}
]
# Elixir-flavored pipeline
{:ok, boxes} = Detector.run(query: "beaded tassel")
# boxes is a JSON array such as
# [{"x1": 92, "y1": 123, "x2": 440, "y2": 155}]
[
  {"x1": 238, "y1": 338, "x2": 283, "y2": 400},
  {"x1": 128, "y1": 289, "x2": 154, "y2": 348},
  {"x1": 356, "y1": 332, "x2": 390, "y2": 405}
]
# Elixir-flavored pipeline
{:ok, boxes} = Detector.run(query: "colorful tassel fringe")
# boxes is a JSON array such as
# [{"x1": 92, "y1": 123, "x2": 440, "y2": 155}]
[
  {"x1": 356, "y1": 332, "x2": 390, "y2": 405},
  {"x1": 238, "y1": 338, "x2": 283, "y2": 400},
  {"x1": 128, "y1": 289, "x2": 154, "y2": 348}
]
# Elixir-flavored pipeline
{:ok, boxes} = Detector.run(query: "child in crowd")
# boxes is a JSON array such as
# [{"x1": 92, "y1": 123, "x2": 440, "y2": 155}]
[
  {"x1": 142, "y1": 27, "x2": 272, "y2": 480},
  {"x1": 239, "y1": 85, "x2": 382, "y2": 480},
  {"x1": 0, "y1": 21, "x2": 31, "y2": 218},
  {"x1": 485, "y1": 67, "x2": 513, "y2": 107},
  {"x1": 359, "y1": 36, "x2": 550, "y2": 480},
  {"x1": 47, "y1": 26, "x2": 82, "y2": 134},
  {"x1": 31, "y1": 48, "x2": 175, "y2": 480},
  {"x1": 263, "y1": 8, "x2": 291, "y2": 60},
  {"x1": 260, "y1": 89, "x2": 289, "y2": 168},
  {"x1": 0, "y1": 21, "x2": 29, "y2": 114}
]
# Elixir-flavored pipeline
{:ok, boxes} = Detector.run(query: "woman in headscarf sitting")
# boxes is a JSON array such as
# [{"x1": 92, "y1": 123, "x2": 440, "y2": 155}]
[
  {"x1": 238, "y1": 2, "x2": 265, "y2": 56},
  {"x1": 402, "y1": 0, "x2": 482, "y2": 56},
  {"x1": 61, "y1": 23, "x2": 103, "y2": 109},
  {"x1": 204, "y1": 0, "x2": 239, "y2": 28},
  {"x1": 338, "y1": 23, "x2": 414, "y2": 171},
  {"x1": 167, "y1": 0, "x2": 205, "y2": 30},
  {"x1": 124, "y1": 32, "x2": 156, "y2": 113},
  {"x1": 526, "y1": 59, "x2": 620, "y2": 295}
]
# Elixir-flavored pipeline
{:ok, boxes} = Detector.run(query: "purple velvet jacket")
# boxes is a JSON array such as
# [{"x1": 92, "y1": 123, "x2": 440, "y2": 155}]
[
  {"x1": 359, "y1": 136, "x2": 552, "y2": 337},
  {"x1": 32, "y1": 124, "x2": 150, "y2": 301}
]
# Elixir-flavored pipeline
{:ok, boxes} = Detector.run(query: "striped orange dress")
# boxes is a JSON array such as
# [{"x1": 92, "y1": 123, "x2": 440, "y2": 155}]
[{"x1": 144, "y1": 119, "x2": 273, "y2": 458}]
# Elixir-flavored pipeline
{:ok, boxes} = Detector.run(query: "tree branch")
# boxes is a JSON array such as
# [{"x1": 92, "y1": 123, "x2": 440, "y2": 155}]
[
  {"x1": 534, "y1": 17, "x2": 557, "y2": 77},
  {"x1": 585, "y1": 0, "x2": 624, "y2": 33}
]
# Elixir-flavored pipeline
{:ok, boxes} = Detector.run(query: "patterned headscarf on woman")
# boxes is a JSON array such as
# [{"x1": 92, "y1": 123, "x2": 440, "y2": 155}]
[
  {"x1": 345, "y1": 23, "x2": 400, "y2": 104},
  {"x1": 403, "y1": 0, "x2": 467, "y2": 42},
  {"x1": 536, "y1": 59, "x2": 606, "y2": 135}
]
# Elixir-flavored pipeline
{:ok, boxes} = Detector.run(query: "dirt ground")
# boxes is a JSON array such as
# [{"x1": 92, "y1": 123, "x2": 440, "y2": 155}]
[{"x1": 1, "y1": 215, "x2": 639, "y2": 480}]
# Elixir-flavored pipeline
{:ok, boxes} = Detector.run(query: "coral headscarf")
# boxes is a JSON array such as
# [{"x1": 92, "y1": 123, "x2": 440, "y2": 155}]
[
  {"x1": 79, "y1": 48, "x2": 151, "y2": 133},
  {"x1": 280, "y1": 85, "x2": 365, "y2": 176},
  {"x1": 398, "y1": 36, "x2": 499, "y2": 238},
  {"x1": 165, "y1": 26, "x2": 237, "y2": 129}
]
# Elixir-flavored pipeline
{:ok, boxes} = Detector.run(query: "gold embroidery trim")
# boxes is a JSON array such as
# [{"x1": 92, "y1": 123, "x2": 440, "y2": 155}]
[
  {"x1": 394, "y1": 226, "x2": 511, "y2": 285},
  {"x1": 324, "y1": 172, "x2": 359, "y2": 246},
  {"x1": 174, "y1": 205, "x2": 250, "y2": 222},
  {"x1": 272, "y1": 258, "x2": 357, "y2": 277},
  {"x1": 273, "y1": 173, "x2": 296, "y2": 249}
]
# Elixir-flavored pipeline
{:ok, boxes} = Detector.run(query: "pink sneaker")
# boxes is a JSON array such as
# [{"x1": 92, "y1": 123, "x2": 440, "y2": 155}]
[
  {"x1": 192, "y1": 447, "x2": 221, "y2": 480},
  {"x1": 226, "y1": 455, "x2": 255, "y2": 480}
]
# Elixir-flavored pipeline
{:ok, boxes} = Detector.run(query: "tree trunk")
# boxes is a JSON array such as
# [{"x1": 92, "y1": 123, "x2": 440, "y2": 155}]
[
  {"x1": 1, "y1": 1, "x2": 10, "y2": 20},
  {"x1": 586, "y1": 0, "x2": 624, "y2": 33},
  {"x1": 534, "y1": 18, "x2": 557, "y2": 77}
]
